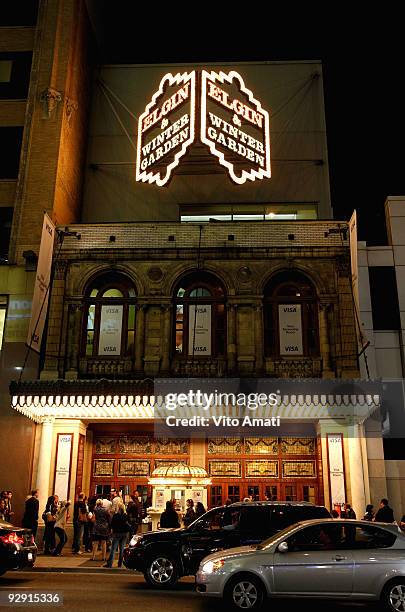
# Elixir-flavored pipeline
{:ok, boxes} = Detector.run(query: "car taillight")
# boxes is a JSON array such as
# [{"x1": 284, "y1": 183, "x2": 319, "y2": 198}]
[{"x1": 0, "y1": 532, "x2": 25, "y2": 545}]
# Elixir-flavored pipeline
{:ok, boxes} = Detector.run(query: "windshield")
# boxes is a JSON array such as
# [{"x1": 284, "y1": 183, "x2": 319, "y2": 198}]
[{"x1": 257, "y1": 522, "x2": 302, "y2": 550}]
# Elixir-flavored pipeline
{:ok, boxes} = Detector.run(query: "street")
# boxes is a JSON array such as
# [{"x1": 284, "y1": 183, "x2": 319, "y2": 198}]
[{"x1": 0, "y1": 572, "x2": 380, "y2": 611}]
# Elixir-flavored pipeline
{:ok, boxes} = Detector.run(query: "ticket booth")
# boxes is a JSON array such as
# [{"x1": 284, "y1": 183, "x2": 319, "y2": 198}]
[{"x1": 147, "y1": 463, "x2": 211, "y2": 530}]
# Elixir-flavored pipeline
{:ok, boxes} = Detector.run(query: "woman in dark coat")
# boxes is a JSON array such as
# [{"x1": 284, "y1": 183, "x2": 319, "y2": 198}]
[
  {"x1": 43, "y1": 495, "x2": 58, "y2": 554},
  {"x1": 91, "y1": 499, "x2": 111, "y2": 561},
  {"x1": 159, "y1": 501, "x2": 180, "y2": 529},
  {"x1": 183, "y1": 499, "x2": 196, "y2": 527},
  {"x1": 195, "y1": 502, "x2": 206, "y2": 519}
]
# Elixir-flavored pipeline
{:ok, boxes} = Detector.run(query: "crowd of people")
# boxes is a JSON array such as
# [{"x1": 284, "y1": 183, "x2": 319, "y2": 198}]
[{"x1": 3, "y1": 489, "x2": 405, "y2": 561}]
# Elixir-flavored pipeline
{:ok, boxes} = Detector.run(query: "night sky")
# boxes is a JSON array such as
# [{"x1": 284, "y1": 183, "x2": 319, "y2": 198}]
[
  {"x1": 96, "y1": 7, "x2": 404, "y2": 245},
  {"x1": 3, "y1": 3, "x2": 404, "y2": 244}
]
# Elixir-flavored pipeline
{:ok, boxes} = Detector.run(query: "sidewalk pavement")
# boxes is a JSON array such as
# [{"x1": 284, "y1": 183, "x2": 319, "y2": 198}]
[{"x1": 29, "y1": 551, "x2": 135, "y2": 574}]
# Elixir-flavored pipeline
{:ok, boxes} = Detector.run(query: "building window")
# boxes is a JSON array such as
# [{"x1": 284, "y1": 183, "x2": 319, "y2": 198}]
[
  {"x1": 173, "y1": 271, "x2": 226, "y2": 358},
  {"x1": 369, "y1": 267, "x2": 401, "y2": 330},
  {"x1": 264, "y1": 271, "x2": 319, "y2": 357},
  {"x1": 0, "y1": 127, "x2": 23, "y2": 178},
  {"x1": 0, "y1": 53, "x2": 32, "y2": 98},
  {"x1": 0, "y1": 1, "x2": 39, "y2": 26},
  {"x1": 0, "y1": 207, "x2": 13, "y2": 262},
  {"x1": 82, "y1": 273, "x2": 136, "y2": 358},
  {"x1": 0, "y1": 296, "x2": 7, "y2": 350}
]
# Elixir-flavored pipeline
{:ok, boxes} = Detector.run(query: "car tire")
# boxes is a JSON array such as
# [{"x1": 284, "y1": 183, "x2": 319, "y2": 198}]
[
  {"x1": 224, "y1": 573, "x2": 265, "y2": 610},
  {"x1": 382, "y1": 578, "x2": 405, "y2": 612},
  {"x1": 144, "y1": 555, "x2": 178, "y2": 588}
]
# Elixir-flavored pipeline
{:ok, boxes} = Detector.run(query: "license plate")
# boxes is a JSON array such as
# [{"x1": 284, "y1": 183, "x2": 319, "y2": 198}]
[{"x1": 27, "y1": 552, "x2": 33, "y2": 561}]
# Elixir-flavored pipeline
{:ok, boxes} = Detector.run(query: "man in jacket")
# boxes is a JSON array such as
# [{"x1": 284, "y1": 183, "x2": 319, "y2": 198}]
[
  {"x1": 374, "y1": 498, "x2": 395, "y2": 523},
  {"x1": 22, "y1": 490, "x2": 39, "y2": 538}
]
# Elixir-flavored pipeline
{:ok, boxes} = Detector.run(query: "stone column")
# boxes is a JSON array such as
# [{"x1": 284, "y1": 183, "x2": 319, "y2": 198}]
[
  {"x1": 134, "y1": 304, "x2": 146, "y2": 374},
  {"x1": 319, "y1": 302, "x2": 333, "y2": 378},
  {"x1": 347, "y1": 422, "x2": 367, "y2": 518},
  {"x1": 254, "y1": 304, "x2": 264, "y2": 373},
  {"x1": 160, "y1": 304, "x2": 172, "y2": 375},
  {"x1": 227, "y1": 304, "x2": 237, "y2": 375},
  {"x1": 65, "y1": 302, "x2": 82, "y2": 379},
  {"x1": 36, "y1": 417, "x2": 54, "y2": 517}
]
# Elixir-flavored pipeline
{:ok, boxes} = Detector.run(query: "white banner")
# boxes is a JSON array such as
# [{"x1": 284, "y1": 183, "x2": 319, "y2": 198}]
[
  {"x1": 188, "y1": 305, "x2": 211, "y2": 356},
  {"x1": 279, "y1": 304, "x2": 303, "y2": 355},
  {"x1": 327, "y1": 434, "x2": 346, "y2": 507},
  {"x1": 54, "y1": 434, "x2": 73, "y2": 502},
  {"x1": 27, "y1": 213, "x2": 55, "y2": 352},
  {"x1": 98, "y1": 304, "x2": 123, "y2": 355}
]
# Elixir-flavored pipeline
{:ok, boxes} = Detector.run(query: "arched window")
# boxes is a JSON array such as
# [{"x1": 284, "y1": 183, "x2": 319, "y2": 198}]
[
  {"x1": 173, "y1": 271, "x2": 226, "y2": 358},
  {"x1": 264, "y1": 271, "x2": 319, "y2": 357},
  {"x1": 82, "y1": 272, "x2": 136, "y2": 358}
]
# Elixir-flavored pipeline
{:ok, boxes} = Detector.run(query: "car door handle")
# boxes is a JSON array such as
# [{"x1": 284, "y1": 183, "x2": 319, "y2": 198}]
[{"x1": 333, "y1": 555, "x2": 347, "y2": 561}]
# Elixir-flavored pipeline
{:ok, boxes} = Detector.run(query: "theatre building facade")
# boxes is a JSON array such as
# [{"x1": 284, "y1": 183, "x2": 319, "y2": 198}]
[{"x1": 6, "y1": 55, "x2": 388, "y2": 518}]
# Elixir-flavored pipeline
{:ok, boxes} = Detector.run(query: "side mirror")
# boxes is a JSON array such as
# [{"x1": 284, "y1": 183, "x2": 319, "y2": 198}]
[{"x1": 278, "y1": 541, "x2": 289, "y2": 553}]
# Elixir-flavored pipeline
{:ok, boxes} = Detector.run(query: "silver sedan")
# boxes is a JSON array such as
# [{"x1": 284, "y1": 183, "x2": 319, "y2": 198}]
[{"x1": 196, "y1": 518, "x2": 405, "y2": 611}]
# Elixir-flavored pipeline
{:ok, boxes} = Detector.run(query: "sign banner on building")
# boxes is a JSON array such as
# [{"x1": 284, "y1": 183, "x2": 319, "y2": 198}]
[
  {"x1": 188, "y1": 305, "x2": 211, "y2": 356},
  {"x1": 27, "y1": 213, "x2": 55, "y2": 352},
  {"x1": 136, "y1": 70, "x2": 271, "y2": 186},
  {"x1": 327, "y1": 433, "x2": 346, "y2": 508},
  {"x1": 201, "y1": 70, "x2": 271, "y2": 184},
  {"x1": 349, "y1": 210, "x2": 366, "y2": 346},
  {"x1": 278, "y1": 304, "x2": 303, "y2": 356},
  {"x1": 54, "y1": 433, "x2": 73, "y2": 502},
  {"x1": 136, "y1": 71, "x2": 196, "y2": 186},
  {"x1": 98, "y1": 304, "x2": 123, "y2": 355}
]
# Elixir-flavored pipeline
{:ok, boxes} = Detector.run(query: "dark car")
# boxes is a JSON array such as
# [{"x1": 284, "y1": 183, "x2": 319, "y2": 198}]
[
  {"x1": 0, "y1": 520, "x2": 37, "y2": 576},
  {"x1": 123, "y1": 501, "x2": 331, "y2": 588}
]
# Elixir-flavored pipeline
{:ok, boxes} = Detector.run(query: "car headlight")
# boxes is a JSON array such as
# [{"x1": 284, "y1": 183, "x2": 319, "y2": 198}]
[
  {"x1": 129, "y1": 535, "x2": 143, "y2": 548},
  {"x1": 201, "y1": 559, "x2": 225, "y2": 574}
]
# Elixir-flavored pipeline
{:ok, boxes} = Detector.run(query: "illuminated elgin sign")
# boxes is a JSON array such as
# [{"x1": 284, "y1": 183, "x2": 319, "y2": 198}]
[
  {"x1": 136, "y1": 72, "x2": 196, "y2": 186},
  {"x1": 200, "y1": 70, "x2": 271, "y2": 184},
  {"x1": 136, "y1": 69, "x2": 271, "y2": 186}
]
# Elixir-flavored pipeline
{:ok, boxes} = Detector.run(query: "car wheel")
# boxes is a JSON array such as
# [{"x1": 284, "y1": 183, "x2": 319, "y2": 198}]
[
  {"x1": 382, "y1": 579, "x2": 405, "y2": 612},
  {"x1": 225, "y1": 574, "x2": 265, "y2": 610},
  {"x1": 144, "y1": 555, "x2": 178, "y2": 588}
]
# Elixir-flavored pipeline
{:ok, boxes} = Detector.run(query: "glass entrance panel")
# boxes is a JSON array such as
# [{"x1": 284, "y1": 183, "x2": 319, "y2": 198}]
[
  {"x1": 283, "y1": 485, "x2": 297, "y2": 501},
  {"x1": 94, "y1": 484, "x2": 111, "y2": 497},
  {"x1": 247, "y1": 485, "x2": 260, "y2": 501},
  {"x1": 265, "y1": 485, "x2": 279, "y2": 501},
  {"x1": 302, "y1": 485, "x2": 316, "y2": 503},
  {"x1": 227, "y1": 485, "x2": 240, "y2": 504},
  {"x1": 210, "y1": 485, "x2": 222, "y2": 507}
]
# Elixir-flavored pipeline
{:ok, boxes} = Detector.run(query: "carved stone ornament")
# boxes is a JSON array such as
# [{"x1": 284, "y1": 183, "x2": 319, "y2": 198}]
[
  {"x1": 238, "y1": 266, "x2": 252, "y2": 282},
  {"x1": 40, "y1": 87, "x2": 63, "y2": 117},
  {"x1": 147, "y1": 266, "x2": 164, "y2": 282}
]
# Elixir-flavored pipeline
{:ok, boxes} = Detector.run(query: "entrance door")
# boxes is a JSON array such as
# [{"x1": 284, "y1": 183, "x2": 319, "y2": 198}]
[{"x1": 281, "y1": 483, "x2": 318, "y2": 503}]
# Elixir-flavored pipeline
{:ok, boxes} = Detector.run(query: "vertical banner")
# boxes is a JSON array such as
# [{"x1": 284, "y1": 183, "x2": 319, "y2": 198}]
[
  {"x1": 54, "y1": 433, "x2": 73, "y2": 502},
  {"x1": 27, "y1": 213, "x2": 55, "y2": 352},
  {"x1": 98, "y1": 304, "x2": 123, "y2": 355},
  {"x1": 188, "y1": 305, "x2": 211, "y2": 355},
  {"x1": 278, "y1": 304, "x2": 303, "y2": 355},
  {"x1": 327, "y1": 433, "x2": 346, "y2": 510}
]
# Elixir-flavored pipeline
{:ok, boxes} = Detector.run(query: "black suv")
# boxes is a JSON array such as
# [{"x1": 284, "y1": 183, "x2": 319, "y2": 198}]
[{"x1": 123, "y1": 501, "x2": 330, "y2": 587}]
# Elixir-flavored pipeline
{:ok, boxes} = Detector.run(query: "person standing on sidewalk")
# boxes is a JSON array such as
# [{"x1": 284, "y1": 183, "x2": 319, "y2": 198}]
[
  {"x1": 104, "y1": 502, "x2": 131, "y2": 568},
  {"x1": 53, "y1": 500, "x2": 71, "y2": 556},
  {"x1": 72, "y1": 493, "x2": 87, "y2": 555},
  {"x1": 126, "y1": 494, "x2": 141, "y2": 535},
  {"x1": 91, "y1": 499, "x2": 111, "y2": 561},
  {"x1": 22, "y1": 490, "x2": 39, "y2": 538},
  {"x1": 43, "y1": 495, "x2": 58, "y2": 554}
]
